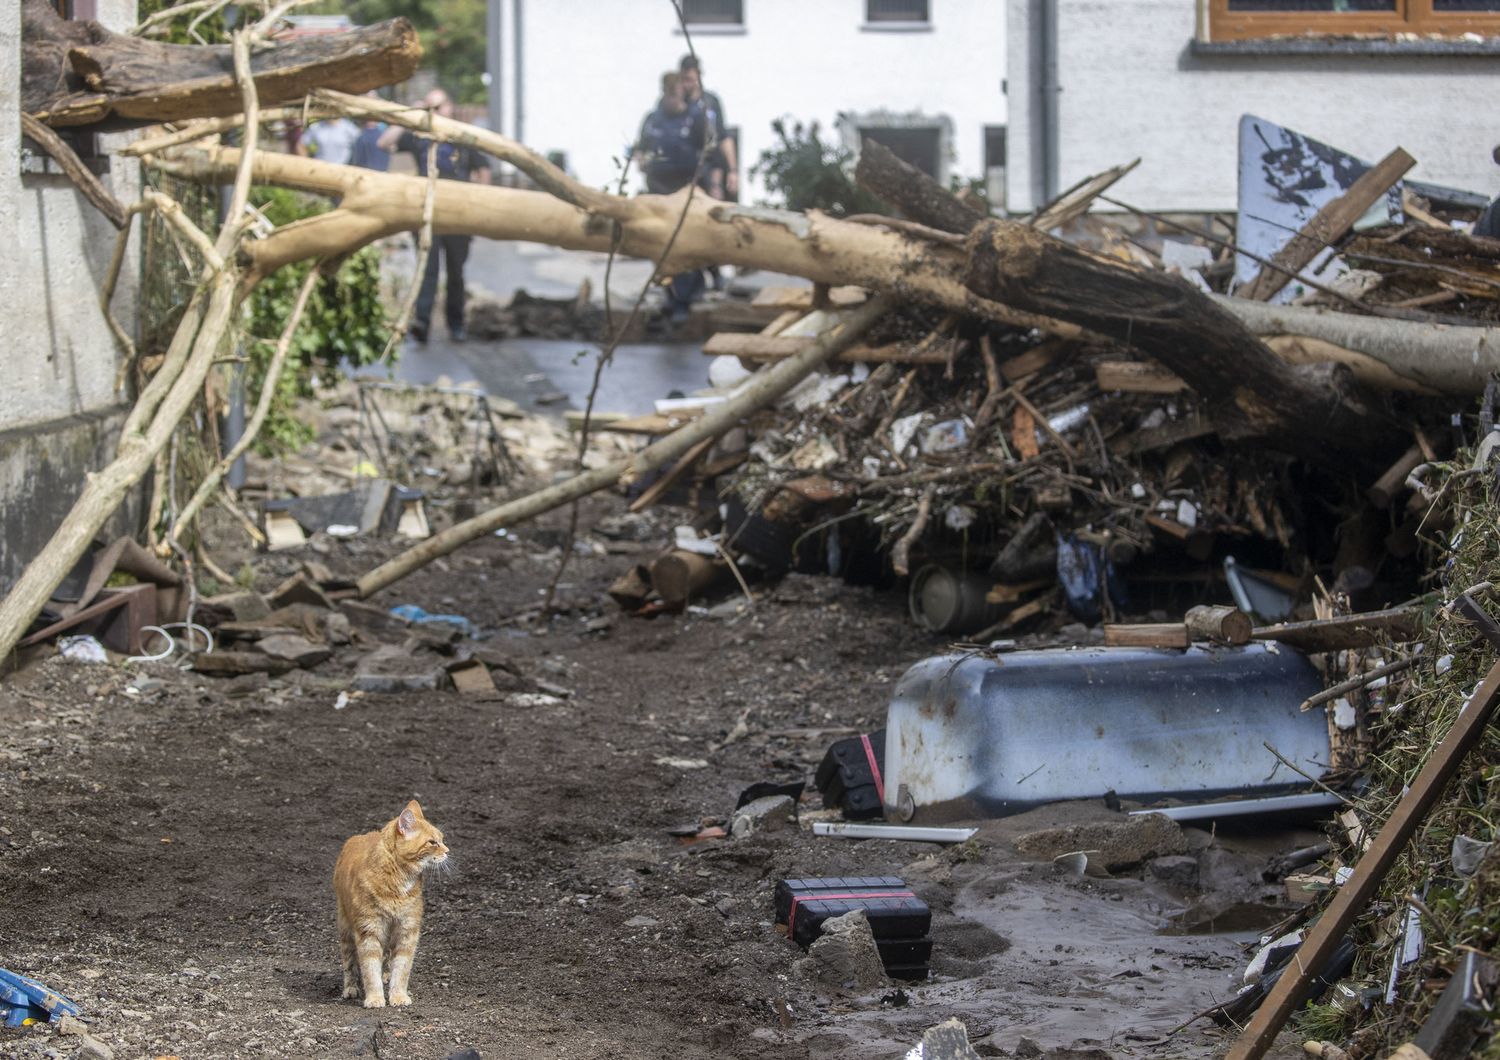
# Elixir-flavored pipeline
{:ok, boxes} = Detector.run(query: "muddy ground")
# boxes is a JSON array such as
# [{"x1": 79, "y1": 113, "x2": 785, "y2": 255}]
[{"x1": 0, "y1": 498, "x2": 1320, "y2": 1060}]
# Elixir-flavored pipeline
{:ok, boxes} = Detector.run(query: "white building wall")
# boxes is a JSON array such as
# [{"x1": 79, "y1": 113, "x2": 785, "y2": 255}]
[
  {"x1": 1007, "y1": 0, "x2": 1500, "y2": 215},
  {"x1": 508, "y1": 0, "x2": 1007, "y2": 203},
  {"x1": 0, "y1": 0, "x2": 140, "y2": 432}
]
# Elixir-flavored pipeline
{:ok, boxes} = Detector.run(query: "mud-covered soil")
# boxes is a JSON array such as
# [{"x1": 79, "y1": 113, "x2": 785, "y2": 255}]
[{"x1": 1, "y1": 499, "x2": 1315, "y2": 1059}]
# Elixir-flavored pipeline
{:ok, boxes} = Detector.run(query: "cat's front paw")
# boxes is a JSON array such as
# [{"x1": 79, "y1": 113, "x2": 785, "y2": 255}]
[
  {"x1": 362, "y1": 995, "x2": 387, "y2": 1009},
  {"x1": 341, "y1": 985, "x2": 362, "y2": 1000},
  {"x1": 388, "y1": 991, "x2": 412, "y2": 1007}
]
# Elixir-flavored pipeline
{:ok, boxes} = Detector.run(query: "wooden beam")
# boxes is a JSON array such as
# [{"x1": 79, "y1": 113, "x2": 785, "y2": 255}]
[
  {"x1": 23, "y1": 0, "x2": 420, "y2": 129},
  {"x1": 702, "y1": 332, "x2": 951, "y2": 365},
  {"x1": 1103, "y1": 623, "x2": 1189, "y2": 649},
  {"x1": 1250, "y1": 607, "x2": 1419, "y2": 653},
  {"x1": 750, "y1": 285, "x2": 869, "y2": 310},
  {"x1": 1094, "y1": 360, "x2": 1187, "y2": 394},
  {"x1": 1226, "y1": 651, "x2": 1500, "y2": 1060},
  {"x1": 628, "y1": 435, "x2": 718, "y2": 513},
  {"x1": 1240, "y1": 147, "x2": 1417, "y2": 303}
]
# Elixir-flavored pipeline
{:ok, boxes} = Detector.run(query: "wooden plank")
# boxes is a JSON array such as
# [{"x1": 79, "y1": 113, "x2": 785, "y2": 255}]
[
  {"x1": 1242, "y1": 147, "x2": 1417, "y2": 302},
  {"x1": 1251, "y1": 607, "x2": 1419, "y2": 653},
  {"x1": 1225, "y1": 653, "x2": 1500, "y2": 1060},
  {"x1": 1110, "y1": 413, "x2": 1216, "y2": 457},
  {"x1": 1028, "y1": 158, "x2": 1141, "y2": 232},
  {"x1": 702, "y1": 332, "x2": 950, "y2": 365},
  {"x1": 1094, "y1": 360, "x2": 1188, "y2": 394},
  {"x1": 998, "y1": 343, "x2": 1058, "y2": 383},
  {"x1": 702, "y1": 300, "x2": 785, "y2": 331},
  {"x1": 1103, "y1": 623, "x2": 1189, "y2": 649},
  {"x1": 567, "y1": 410, "x2": 702, "y2": 436},
  {"x1": 749, "y1": 285, "x2": 869, "y2": 310},
  {"x1": 628, "y1": 435, "x2": 719, "y2": 513}
]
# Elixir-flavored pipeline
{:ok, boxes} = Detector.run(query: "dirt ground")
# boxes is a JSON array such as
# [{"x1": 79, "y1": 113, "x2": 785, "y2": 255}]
[{"x1": 0, "y1": 497, "x2": 1320, "y2": 1060}]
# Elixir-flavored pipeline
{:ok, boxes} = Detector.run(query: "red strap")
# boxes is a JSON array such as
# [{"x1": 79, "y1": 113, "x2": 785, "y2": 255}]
[
  {"x1": 860, "y1": 732, "x2": 886, "y2": 806},
  {"x1": 787, "y1": 890, "x2": 916, "y2": 938}
]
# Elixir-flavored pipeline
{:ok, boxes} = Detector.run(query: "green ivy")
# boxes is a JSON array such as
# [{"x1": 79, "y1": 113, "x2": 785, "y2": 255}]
[
  {"x1": 245, "y1": 187, "x2": 389, "y2": 454},
  {"x1": 134, "y1": 0, "x2": 229, "y2": 43},
  {"x1": 751, "y1": 119, "x2": 889, "y2": 218}
]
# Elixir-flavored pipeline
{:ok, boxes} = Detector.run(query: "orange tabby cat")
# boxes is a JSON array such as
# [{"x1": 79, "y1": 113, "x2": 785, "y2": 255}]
[{"x1": 333, "y1": 800, "x2": 449, "y2": 1008}]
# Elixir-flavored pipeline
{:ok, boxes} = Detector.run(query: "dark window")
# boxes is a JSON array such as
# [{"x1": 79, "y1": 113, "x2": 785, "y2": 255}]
[
  {"x1": 861, "y1": 127, "x2": 941, "y2": 179},
  {"x1": 680, "y1": 0, "x2": 743, "y2": 24},
  {"x1": 984, "y1": 126, "x2": 1007, "y2": 171},
  {"x1": 867, "y1": 0, "x2": 930, "y2": 23},
  {"x1": 1211, "y1": 0, "x2": 1500, "y2": 36}
]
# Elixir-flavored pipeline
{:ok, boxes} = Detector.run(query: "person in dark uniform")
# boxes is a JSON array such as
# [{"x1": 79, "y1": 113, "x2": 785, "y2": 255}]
[
  {"x1": 680, "y1": 55, "x2": 735, "y2": 291},
  {"x1": 635, "y1": 73, "x2": 708, "y2": 323},
  {"x1": 377, "y1": 89, "x2": 492, "y2": 343}
]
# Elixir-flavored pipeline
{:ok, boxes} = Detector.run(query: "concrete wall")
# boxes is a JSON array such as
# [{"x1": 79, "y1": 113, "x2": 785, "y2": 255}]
[
  {"x1": 1006, "y1": 0, "x2": 1500, "y2": 215},
  {"x1": 1, "y1": 0, "x2": 141, "y2": 590},
  {"x1": 497, "y1": 0, "x2": 1007, "y2": 203}
]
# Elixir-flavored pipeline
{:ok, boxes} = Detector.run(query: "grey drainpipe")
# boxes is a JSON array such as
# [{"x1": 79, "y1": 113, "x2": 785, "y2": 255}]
[
  {"x1": 513, "y1": 0, "x2": 525, "y2": 145},
  {"x1": 1039, "y1": 0, "x2": 1059, "y2": 202},
  {"x1": 486, "y1": 0, "x2": 502, "y2": 135}
]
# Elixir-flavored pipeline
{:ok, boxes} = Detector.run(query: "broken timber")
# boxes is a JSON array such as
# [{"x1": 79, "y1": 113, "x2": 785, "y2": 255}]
[
  {"x1": 354, "y1": 298, "x2": 893, "y2": 599},
  {"x1": 702, "y1": 333, "x2": 951, "y2": 365},
  {"x1": 22, "y1": 0, "x2": 419, "y2": 129}
]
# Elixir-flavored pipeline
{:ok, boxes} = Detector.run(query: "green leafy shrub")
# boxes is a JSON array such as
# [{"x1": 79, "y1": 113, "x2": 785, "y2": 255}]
[
  {"x1": 245, "y1": 187, "x2": 388, "y2": 453},
  {"x1": 751, "y1": 119, "x2": 888, "y2": 218}
]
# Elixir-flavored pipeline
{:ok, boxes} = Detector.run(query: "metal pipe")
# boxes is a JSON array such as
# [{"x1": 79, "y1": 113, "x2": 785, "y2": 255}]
[
  {"x1": 1039, "y1": 0, "x2": 1059, "y2": 201},
  {"x1": 485, "y1": 0, "x2": 502, "y2": 138},
  {"x1": 513, "y1": 0, "x2": 525, "y2": 146}
]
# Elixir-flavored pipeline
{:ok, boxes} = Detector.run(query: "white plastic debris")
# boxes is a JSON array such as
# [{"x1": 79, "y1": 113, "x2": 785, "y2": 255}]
[
  {"x1": 673, "y1": 526, "x2": 722, "y2": 557},
  {"x1": 1047, "y1": 403, "x2": 1092, "y2": 434},
  {"x1": 58, "y1": 636, "x2": 109, "y2": 664},
  {"x1": 327, "y1": 524, "x2": 359, "y2": 538},
  {"x1": 1176, "y1": 499, "x2": 1199, "y2": 529},
  {"x1": 922, "y1": 419, "x2": 968, "y2": 453},
  {"x1": 707, "y1": 355, "x2": 752, "y2": 390},
  {"x1": 1333, "y1": 697, "x2": 1358, "y2": 731},
  {"x1": 1436, "y1": 654, "x2": 1455, "y2": 675},
  {"x1": 944, "y1": 504, "x2": 976, "y2": 532},
  {"x1": 889, "y1": 412, "x2": 926, "y2": 456},
  {"x1": 334, "y1": 691, "x2": 350, "y2": 711}
]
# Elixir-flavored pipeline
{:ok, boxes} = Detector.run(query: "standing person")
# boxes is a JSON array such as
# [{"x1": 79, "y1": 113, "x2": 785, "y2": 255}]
[
  {"x1": 349, "y1": 120, "x2": 391, "y2": 172},
  {"x1": 634, "y1": 73, "x2": 708, "y2": 325},
  {"x1": 377, "y1": 89, "x2": 492, "y2": 343},
  {"x1": 679, "y1": 55, "x2": 735, "y2": 290},
  {"x1": 679, "y1": 55, "x2": 737, "y2": 201},
  {"x1": 297, "y1": 117, "x2": 362, "y2": 166},
  {"x1": 635, "y1": 72, "x2": 706, "y2": 195}
]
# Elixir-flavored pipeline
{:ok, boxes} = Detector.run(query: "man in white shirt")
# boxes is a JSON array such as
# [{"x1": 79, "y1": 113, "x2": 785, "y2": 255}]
[{"x1": 297, "y1": 118, "x2": 362, "y2": 166}]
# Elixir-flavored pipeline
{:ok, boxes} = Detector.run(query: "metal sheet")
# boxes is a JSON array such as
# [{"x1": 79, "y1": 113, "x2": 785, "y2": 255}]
[{"x1": 884, "y1": 643, "x2": 1331, "y2": 821}]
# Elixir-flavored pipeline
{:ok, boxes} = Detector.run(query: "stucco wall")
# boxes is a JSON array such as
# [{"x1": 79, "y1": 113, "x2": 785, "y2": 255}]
[
  {"x1": 1, "y1": 0, "x2": 140, "y2": 433},
  {"x1": 1006, "y1": 0, "x2": 1500, "y2": 215},
  {"x1": 503, "y1": 0, "x2": 1007, "y2": 204},
  {"x1": 1, "y1": 0, "x2": 141, "y2": 590}
]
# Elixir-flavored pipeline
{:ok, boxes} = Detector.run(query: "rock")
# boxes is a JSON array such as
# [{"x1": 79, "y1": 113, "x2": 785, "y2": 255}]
[
  {"x1": 323, "y1": 611, "x2": 353, "y2": 646},
  {"x1": 1452, "y1": 834, "x2": 1493, "y2": 877},
  {"x1": 256, "y1": 634, "x2": 333, "y2": 669},
  {"x1": 351, "y1": 645, "x2": 448, "y2": 693},
  {"x1": 214, "y1": 590, "x2": 272, "y2": 622},
  {"x1": 1014, "y1": 813, "x2": 1186, "y2": 870},
  {"x1": 1014, "y1": 1036, "x2": 1044, "y2": 1058},
  {"x1": 624, "y1": 915, "x2": 659, "y2": 929},
  {"x1": 919, "y1": 1019, "x2": 982, "y2": 1060},
  {"x1": 268, "y1": 573, "x2": 334, "y2": 611},
  {"x1": 1147, "y1": 854, "x2": 1200, "y2": 889},
  {"x1": 1197, "y1": 844, "x2": 1262, "y2": 895},
  {"x1": 58, "y1": 1017, "x2": 114, "y2": 1059},
  {"x1": 730, "y1": 795, "x2": 795, "y2": 838},
  {"x1": 191, "y1": 651, "x2": 295, "y2": 677},
  {"x1": 793, "y1": 909, "x2": 886, "y2": 992}
]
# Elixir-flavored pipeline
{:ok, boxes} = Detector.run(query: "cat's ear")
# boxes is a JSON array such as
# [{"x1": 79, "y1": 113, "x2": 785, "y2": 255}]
[
  {"x1": 396, "y1": 807, "x2": 419, "y2": 837},
  {"x1": 405, "y1": 799, "x2": 425, "y2": 819}
]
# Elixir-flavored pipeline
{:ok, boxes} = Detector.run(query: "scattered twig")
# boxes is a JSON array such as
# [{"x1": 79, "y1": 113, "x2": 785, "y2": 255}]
[
  {"x1": 890, "y1": 488, "x2": 934, "y2": 577},
  {"x1": 1261, "y1": 741, "x2": 1354, "y2": 805},
  {"x1": 19, "y1": 113, "x2": 128, "y2": 228},
  {"x1": 1300, "y1": 656, "x2": 1417, "y2": 712}
]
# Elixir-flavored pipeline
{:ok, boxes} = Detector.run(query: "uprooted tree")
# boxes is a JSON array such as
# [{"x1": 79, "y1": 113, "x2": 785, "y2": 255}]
[{"x1": 5, "y1": 19, "x2": 1498, "y2": 662}]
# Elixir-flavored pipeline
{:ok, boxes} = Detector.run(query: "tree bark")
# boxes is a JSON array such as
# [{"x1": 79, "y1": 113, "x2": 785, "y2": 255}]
[
  {"x1": 1216, "y1": 295, "x2": 1500, "y2": 396},
  {"x1": 154, "y1": 145, "x2": 1079, "y2": 338},
  {"x1": 854, "y1": 138, "x2": 985, "y2": 235},
  {"x1": 962, "y1": 220, "x2": 1398, "y2": 467},
  {"x1": 23, "y1": 0, "x2": 419, "y2": 128}
]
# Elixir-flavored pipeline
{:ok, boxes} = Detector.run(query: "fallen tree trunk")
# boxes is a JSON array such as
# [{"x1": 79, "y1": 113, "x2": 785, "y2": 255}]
[
  {"x1": 963, "y1": 220, "x2": 1398, "y2": 467},
  {"x1": 1215, "y1": 295, "x2": 1500, "y2": 396},
  {"x1": 152, "y1": 145, "x2": 1077, "y2": 337},
  {"x1": 23, "y1": 0, "x2": 419, "y2": 128},
  {"x1": 355, "y1": 298, "x2": 892, "y2": 600}
]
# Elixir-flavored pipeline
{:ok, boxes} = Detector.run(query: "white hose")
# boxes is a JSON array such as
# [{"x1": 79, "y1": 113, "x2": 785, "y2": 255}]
[{"x1": 124, "y1": 622, "x2": 214, "y2": 665}]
